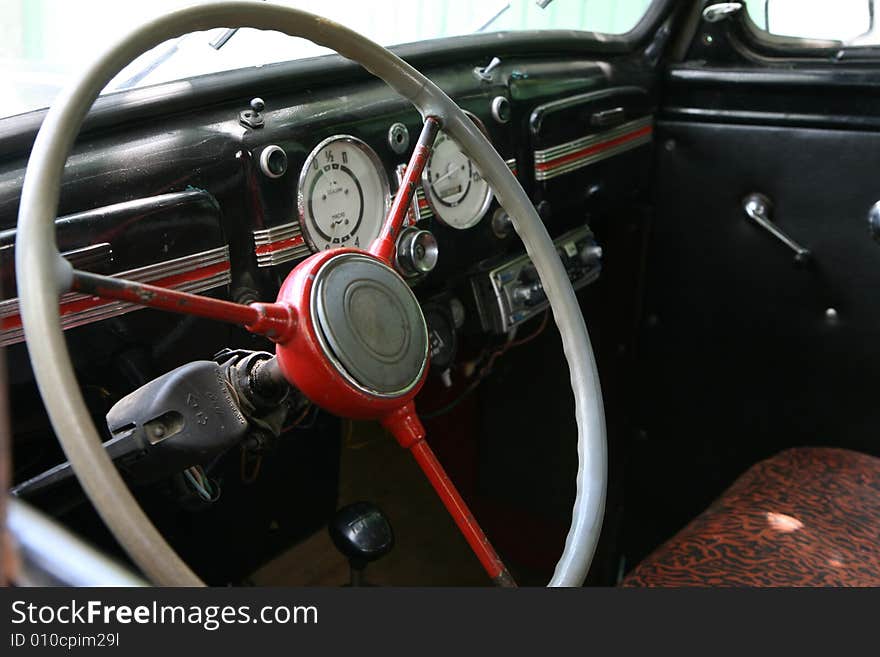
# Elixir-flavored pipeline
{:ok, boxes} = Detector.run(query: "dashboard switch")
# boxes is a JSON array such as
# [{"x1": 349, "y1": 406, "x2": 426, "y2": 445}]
[
  {"x1": 580, "y1": 244, "x2": 603, "y2": 268},
  {"x1": 512, "y1": 281, "x2": 546, "y2": 307}
]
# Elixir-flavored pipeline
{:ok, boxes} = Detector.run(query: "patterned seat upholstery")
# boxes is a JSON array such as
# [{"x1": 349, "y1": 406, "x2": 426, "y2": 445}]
[{"x1": 622, "y1": 448, "x2": 880, "y2": 587}]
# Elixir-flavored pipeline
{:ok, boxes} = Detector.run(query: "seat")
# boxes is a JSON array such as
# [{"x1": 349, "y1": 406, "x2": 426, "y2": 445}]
[{"x1": 622, "y1": 447, "x2": 880, "y2": 587}]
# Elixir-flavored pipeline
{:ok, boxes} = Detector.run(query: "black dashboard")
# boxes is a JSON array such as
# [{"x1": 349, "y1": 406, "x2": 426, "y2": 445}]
[{"x1": 0, "y1": 47, "x2": 656, "y2": 582}]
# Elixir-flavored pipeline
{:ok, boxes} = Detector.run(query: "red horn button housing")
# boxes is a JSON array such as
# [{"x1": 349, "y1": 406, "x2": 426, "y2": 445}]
[{"x1": 273, "y1": 248, "x2": 430, "y2": 442}]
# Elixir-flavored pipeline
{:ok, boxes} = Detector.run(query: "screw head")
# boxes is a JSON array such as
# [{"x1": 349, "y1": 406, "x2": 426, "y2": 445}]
[{"x1": 250, "y1": 97, "x2": 265, "y2": 113}]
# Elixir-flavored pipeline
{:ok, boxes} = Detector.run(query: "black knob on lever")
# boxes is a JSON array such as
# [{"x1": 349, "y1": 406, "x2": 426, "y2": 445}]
[{"x1": 329, "y1": 502, "x2": 394, "y2": 586}]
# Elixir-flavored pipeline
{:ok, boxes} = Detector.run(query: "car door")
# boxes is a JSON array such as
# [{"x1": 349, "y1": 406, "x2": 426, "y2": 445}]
[{"x1": 628, "y1": 0, "x2": 880, "y2": 564}]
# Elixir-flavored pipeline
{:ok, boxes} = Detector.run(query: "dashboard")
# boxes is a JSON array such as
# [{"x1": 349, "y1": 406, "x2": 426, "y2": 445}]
[{"x1": 0, "y1": 50, "x2": 656, "y2": 582}]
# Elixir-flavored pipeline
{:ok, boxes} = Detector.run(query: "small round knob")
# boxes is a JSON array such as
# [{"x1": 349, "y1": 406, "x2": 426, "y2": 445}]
[
  {"x1": 491, "y1": 208, "x2": 514, "y2": 239},
  {"x1": 395, "y1": 227, "x2": 438, "y2": 277},
  {"x1": 329, "y1": 502, "x2": 394, "y2": 571},
  {"x1": 580, "y1": 244, "x2": 603, "y2": 267},
  {"x1": 250, "y1": 97, "x2": 265, "y2": 113},
  {"x1": 512, "y1": 282, "x2": 546, "y2": 307}
]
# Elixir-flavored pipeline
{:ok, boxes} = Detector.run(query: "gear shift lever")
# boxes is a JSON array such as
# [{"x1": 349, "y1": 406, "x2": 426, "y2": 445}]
[{"x1": 329, "y1": 502, "x2": 394, "y2": 586}]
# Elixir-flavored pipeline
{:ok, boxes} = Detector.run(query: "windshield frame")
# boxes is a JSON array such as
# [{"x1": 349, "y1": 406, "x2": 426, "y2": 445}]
[{"x1": 0, "y1": 0, "x2": 673, "y2": 159}]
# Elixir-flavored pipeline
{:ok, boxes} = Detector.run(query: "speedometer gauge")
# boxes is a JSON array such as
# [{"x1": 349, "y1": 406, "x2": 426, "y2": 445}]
[
  {"x1": 299, "y1": 135, "x2": 390, "y2": 251},
  {"x1": 421, "y1": 114, "x2": 493, "y2": 230}
]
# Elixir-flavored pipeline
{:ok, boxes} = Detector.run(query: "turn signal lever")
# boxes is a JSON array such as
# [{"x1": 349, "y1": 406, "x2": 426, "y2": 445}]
[
  {"x1": 329, "y1": 502, "x2": 394, "y2": 586},
  {"x1": 12, "y1": 351, "x2": 296, "y2": 498}
]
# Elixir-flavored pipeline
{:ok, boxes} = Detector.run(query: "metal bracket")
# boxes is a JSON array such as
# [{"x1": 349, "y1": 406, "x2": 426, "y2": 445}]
[{"x1": 743, "y1": 193, "x2": 812, "y2": 265}]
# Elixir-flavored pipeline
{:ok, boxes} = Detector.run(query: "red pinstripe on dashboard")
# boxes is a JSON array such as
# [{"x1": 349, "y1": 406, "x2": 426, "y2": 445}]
[
  {"x1": 254, "y1": 234, "x2": 306, "y2": 256},
  {"x1": 1, "y1": 261, "x2": 231, "y2": 332},
  {"x1": 533, "y1": 116, "x2": 653, "y2": 181},
  {"x1": 0, "y1": 246, "x2": 231, "y2": 346},
  {"x1": 534, "y1": 125, "x2": 653, "y2": 175}
]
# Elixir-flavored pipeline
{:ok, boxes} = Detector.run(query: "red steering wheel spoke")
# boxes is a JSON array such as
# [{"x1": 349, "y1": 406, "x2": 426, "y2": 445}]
[
  {"x1": 69, "y1": 269, "x2": 296, "y2": 341},
  {"x1": 369, "y1": 116, "x2": 441, "y2": 264},
  {"x1": 383, "y1": 403, "x2": 516, "y2": 586}
]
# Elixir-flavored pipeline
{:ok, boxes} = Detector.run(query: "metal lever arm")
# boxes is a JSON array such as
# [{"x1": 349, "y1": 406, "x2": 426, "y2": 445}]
[{"x1": 743, "y1": 193, "x2": 812, "y2": 265}]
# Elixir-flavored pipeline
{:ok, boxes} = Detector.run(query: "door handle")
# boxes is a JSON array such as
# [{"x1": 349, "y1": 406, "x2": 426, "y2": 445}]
[{"x1": 743, "y1": 193, "x2": 812, "y2": 265}]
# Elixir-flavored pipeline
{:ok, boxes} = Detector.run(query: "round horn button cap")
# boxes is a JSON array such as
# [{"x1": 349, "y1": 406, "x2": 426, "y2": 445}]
[{"x1": 312, "y1": 254, "x2": 428, "y2": 396}]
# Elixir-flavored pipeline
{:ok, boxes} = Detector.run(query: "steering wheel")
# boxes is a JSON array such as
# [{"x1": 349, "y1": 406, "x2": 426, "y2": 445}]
[{"x1": 15, "y1": 1, "x2": 606, "y2": 587}]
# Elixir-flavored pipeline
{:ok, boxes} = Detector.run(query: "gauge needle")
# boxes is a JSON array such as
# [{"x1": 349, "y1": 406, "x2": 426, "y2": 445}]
[{"x1": 433, "y1": 157, "x2": 467, "y2": 186}]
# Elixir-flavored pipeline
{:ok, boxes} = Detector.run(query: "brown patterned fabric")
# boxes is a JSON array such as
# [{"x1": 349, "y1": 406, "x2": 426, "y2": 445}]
[{"x1": 622, "y1": 448, "x2": 880, "y2": 587}]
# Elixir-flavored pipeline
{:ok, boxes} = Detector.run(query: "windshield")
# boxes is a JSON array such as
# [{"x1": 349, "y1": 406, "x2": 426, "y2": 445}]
[{"x1": 0, "y1": 0, "x2": 653, "y2": 119}]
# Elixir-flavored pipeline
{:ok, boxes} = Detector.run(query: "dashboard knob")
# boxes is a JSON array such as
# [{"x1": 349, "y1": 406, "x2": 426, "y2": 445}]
[
  {"x1": 395, "y1": 227, "x2": 439, "y2": 278},
  {"x1": 512, "y1": 281, "x2": 546, "y2": 307},
  {"x1": 579, "y1": 243, "x2": 603, "y2": 268},
  {"x1": 491, "y1": 208, "x2": 514, "y2": 239}
]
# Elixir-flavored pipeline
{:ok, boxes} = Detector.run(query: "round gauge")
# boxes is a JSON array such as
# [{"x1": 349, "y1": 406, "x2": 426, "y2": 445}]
[
  {"x1": 421, "y1": 114, "x2": 494, "y2": 230},
  {"x1": 298, "y1": 135, "x2": 390, "y2": 252}
]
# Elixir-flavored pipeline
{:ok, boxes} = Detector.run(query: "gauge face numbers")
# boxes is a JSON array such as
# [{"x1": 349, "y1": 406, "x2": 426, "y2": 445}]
[
  {"x1": 422, "y1": 132, "x2": 493, "y2": 230},
  {"x1": 299, "y1": 136, "x2": 390, "y2": 251}
]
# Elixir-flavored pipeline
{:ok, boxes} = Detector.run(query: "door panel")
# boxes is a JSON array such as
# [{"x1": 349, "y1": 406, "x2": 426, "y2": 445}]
[{"x1": 627, "y1": 63, "x2": 880, "y2": 562}]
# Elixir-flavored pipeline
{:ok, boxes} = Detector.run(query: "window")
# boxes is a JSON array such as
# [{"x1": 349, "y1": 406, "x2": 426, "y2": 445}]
[
  {"x1": 0, "y1": 0, "x2": 657, "y2": 119},
  {"x1": 744, "y1": 0, "x2": 880, "y2": 45}
]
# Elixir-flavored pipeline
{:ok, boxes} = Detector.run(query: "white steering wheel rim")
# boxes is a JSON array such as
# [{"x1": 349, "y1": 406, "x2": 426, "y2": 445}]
[{"x1": 15, "y1": 1, "x2": 606, "y2": 587}]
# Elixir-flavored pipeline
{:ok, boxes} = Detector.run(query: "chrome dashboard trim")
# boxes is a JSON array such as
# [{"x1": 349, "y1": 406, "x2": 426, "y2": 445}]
[
  {"x1": 253, "y1": 220, "x2": 310, "y2": 267},
  {"x1": 0, "y1": 246, "x2": 230, "y2": 347},
  {"x1": 533, "y1": 116, "x2": 653, "y2": 181}
]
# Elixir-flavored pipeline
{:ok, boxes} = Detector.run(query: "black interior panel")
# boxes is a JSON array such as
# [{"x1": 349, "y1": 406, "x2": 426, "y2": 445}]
[{"x1": 628, "y1": 117, "x2": 880, "y2": 565}]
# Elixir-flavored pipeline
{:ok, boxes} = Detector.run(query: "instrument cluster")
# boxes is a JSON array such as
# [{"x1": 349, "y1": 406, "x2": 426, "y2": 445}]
[{"x1": 253, "y1": 109, "x2": 508, "y2": 273}]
